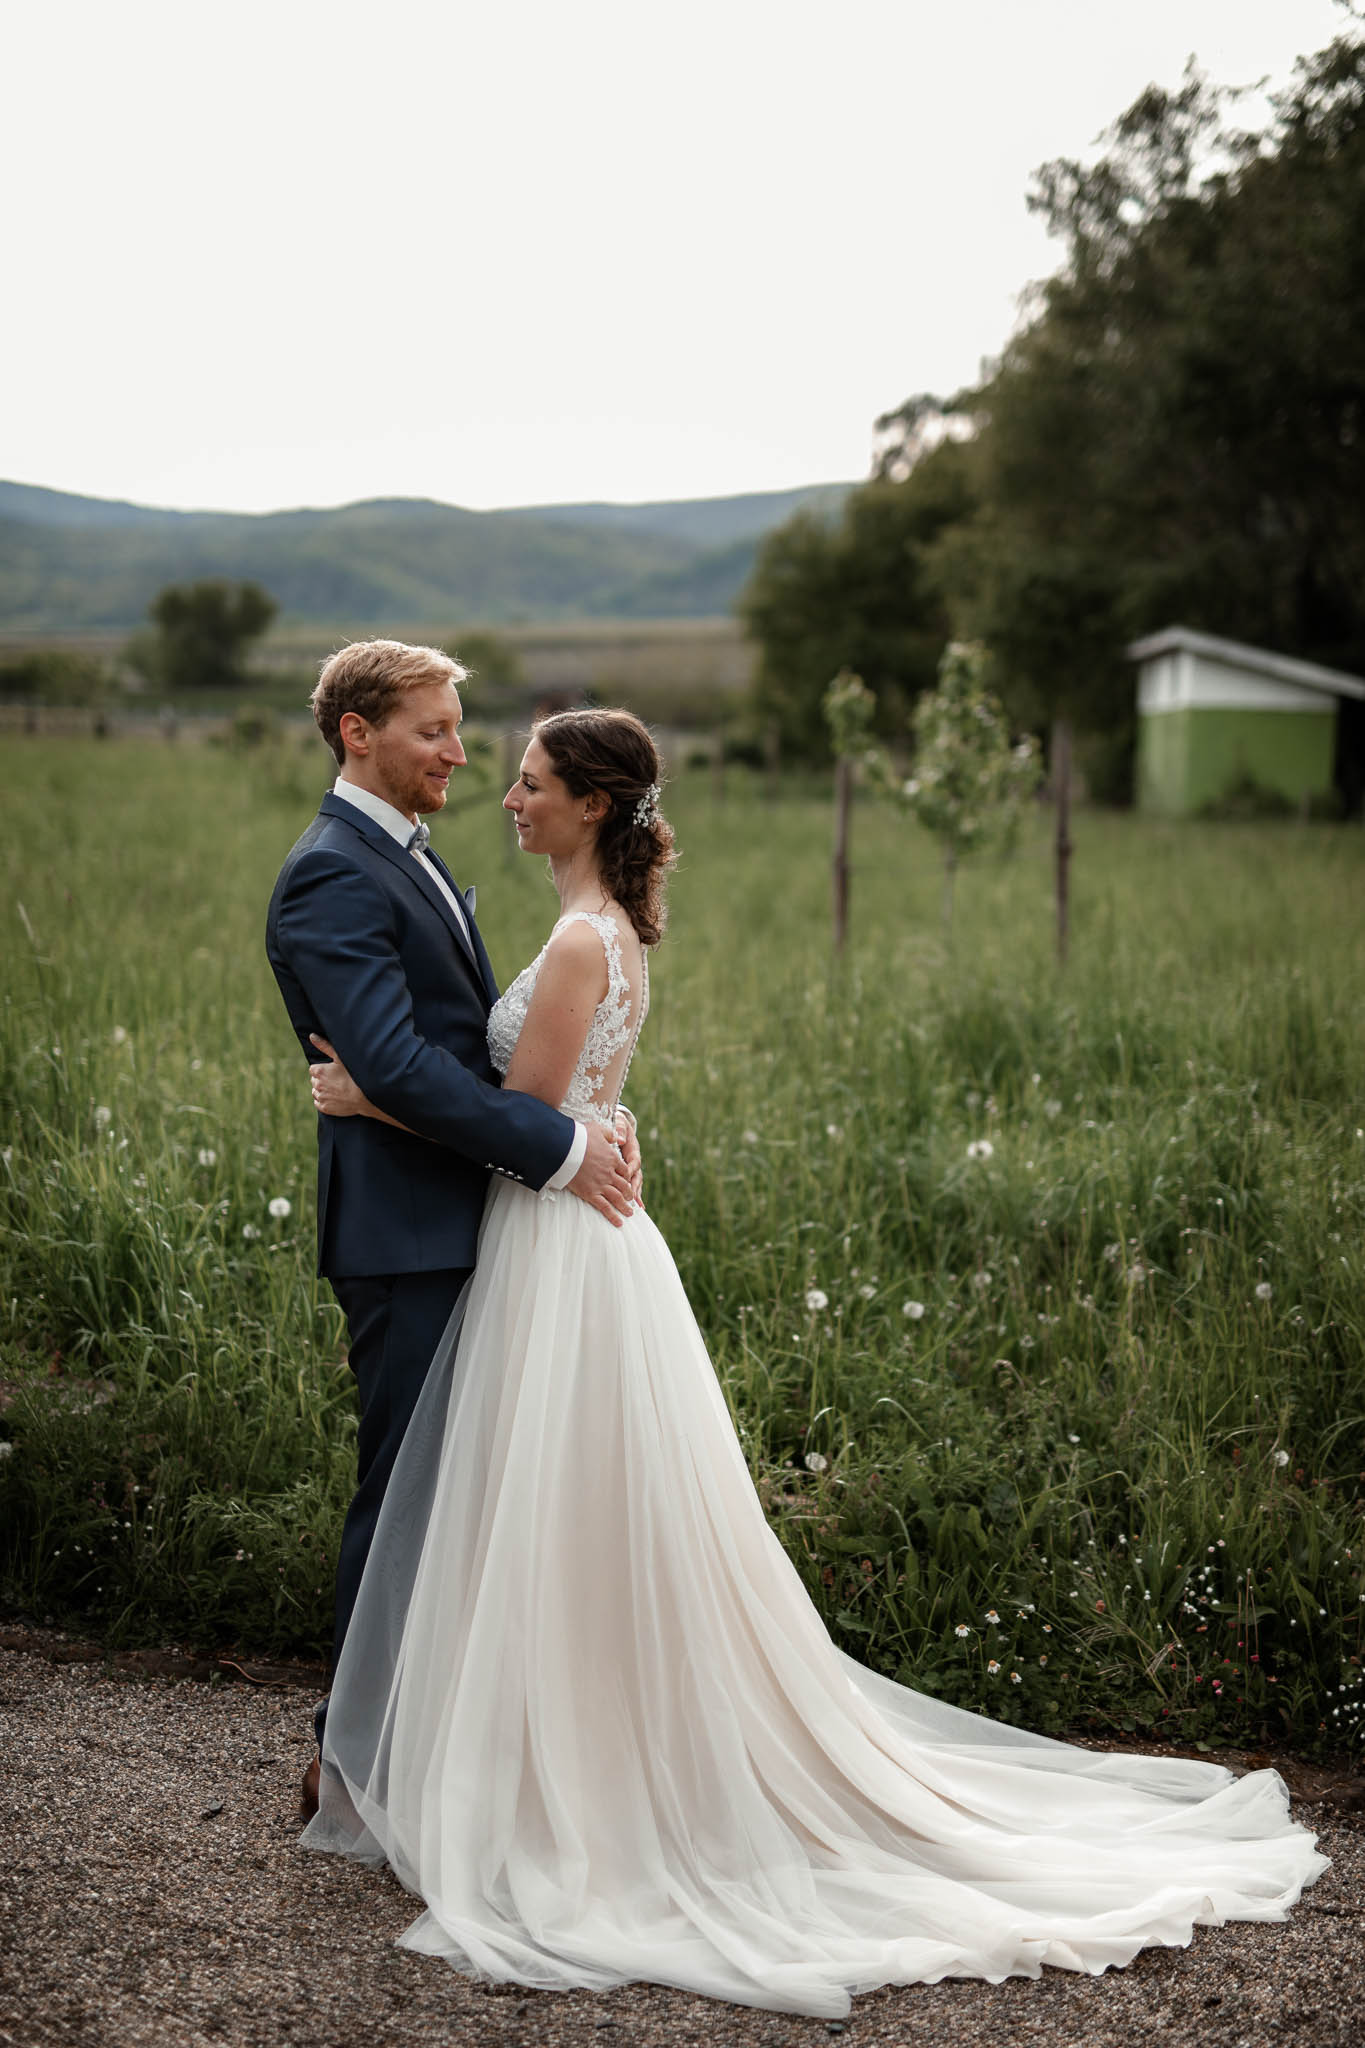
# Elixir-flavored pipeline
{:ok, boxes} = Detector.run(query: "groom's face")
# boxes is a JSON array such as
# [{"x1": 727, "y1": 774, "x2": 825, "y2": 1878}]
[{"x1": 364, "y1": 679, "x2": 467, "y2": 819}]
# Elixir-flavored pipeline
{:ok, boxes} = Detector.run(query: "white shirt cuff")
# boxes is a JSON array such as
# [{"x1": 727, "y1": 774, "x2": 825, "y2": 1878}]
[{"x1": 542, "y1": 1120, "x2": 587, "y2": 1194}]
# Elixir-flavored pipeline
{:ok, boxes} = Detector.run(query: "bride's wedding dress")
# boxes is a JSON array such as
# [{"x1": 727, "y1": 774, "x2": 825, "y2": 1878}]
[{"x1": 302, "y1": 910, "x2": 1326, "y2": 2017}]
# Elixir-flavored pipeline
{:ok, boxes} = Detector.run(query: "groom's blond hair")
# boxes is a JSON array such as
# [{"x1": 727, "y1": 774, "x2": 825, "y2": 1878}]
[{"x1": 312, "y1": 640, "x2": 469, "y2": 766}]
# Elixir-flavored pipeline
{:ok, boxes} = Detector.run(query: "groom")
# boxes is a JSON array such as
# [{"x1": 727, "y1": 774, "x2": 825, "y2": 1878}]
[{"x1": 266, "y1": 639, "x2": 637, "y2": 1819}]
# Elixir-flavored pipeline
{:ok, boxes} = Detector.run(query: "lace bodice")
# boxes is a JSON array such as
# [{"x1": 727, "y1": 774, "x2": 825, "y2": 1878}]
[{"x1": 488, "y1": 910, "x2": 648, "y2": 1128}]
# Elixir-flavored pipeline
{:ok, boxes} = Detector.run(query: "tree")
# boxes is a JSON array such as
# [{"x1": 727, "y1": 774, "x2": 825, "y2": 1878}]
[
  {"x1": 740, "y1": 435, "x2": 975, "y2": 760},
  {"x1": 932, "y1": 27, "x2": 1365, "y2": 790},
  {"x1": 891, "y1": 643, "x2": 1041, "y2": 940},
  {"x1": 446, "y1": 631, "x2": 525, "y2": 718},
  {"x1": 826, "y1": 649, "x2": 1041, "y2": 947},
  {"x1": 145, "y1": 578, "x2": 277, "y2": 691}
]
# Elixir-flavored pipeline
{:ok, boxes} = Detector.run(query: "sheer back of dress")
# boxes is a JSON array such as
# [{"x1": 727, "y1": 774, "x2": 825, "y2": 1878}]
[{"x1": 487, "y1": 907, "x2": 648, "y2": 1128}]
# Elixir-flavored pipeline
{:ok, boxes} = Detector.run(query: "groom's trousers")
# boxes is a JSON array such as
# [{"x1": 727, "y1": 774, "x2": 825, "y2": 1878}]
[{"x1": 320, "y1": 1264, "x2": 472, "y2": 1747}]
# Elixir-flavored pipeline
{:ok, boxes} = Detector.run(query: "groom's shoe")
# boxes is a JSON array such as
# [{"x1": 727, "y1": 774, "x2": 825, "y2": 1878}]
[{"x1": 299, "y1": 1751, "x2": 321, "y2": 1824}]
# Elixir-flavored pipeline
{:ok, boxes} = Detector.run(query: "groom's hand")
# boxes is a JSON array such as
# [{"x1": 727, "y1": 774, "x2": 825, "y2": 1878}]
[{"x1": 567, "y1": 1122, "x2": 636, "y2": 1226}]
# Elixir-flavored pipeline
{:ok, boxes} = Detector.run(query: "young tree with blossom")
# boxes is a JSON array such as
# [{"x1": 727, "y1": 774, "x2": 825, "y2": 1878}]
[
  {"x1": 824, "y1": 644, "x2": 1041, "y2": 948},
  {"x1": 893, "y1": 641, "x2": 1041, "y2": 938}
]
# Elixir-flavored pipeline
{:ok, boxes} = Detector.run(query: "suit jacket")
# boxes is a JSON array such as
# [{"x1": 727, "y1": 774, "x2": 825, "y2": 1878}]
[{"x1": 266, "y1": 791, "x2": 574, "y2": 1279}]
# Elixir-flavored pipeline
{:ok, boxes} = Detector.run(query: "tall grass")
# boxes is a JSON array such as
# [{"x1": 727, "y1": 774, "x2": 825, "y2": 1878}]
[{"x1": 1, "y1": 735, "x2": 1362, "y2": 1754}]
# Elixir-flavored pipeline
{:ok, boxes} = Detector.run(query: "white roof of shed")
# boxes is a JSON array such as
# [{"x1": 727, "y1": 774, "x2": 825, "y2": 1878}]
[{"x1": 1126, "y1": 626, "x2": 1365, "y2": 702}]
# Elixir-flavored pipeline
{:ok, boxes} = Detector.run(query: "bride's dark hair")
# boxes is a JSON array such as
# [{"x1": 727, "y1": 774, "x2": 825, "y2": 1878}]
[{"x1": 532, "y1": 708, "x2": 676, "y2": 945}]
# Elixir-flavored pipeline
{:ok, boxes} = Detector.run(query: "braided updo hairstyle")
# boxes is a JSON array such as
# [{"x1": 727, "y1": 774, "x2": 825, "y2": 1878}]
[{"x1": 532, "y1": 707, "x2": 676, "y2": 945}]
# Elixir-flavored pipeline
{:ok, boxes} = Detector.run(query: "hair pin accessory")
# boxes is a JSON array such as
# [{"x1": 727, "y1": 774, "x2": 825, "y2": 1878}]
[{"x1": 633, "y1": 782, "x2": 661, "y2": 828}]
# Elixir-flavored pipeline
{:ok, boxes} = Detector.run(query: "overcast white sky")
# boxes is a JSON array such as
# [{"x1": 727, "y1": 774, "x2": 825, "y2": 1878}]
[{"x1": 2, "y1": 0, "x2": 1351, "y2": 515}]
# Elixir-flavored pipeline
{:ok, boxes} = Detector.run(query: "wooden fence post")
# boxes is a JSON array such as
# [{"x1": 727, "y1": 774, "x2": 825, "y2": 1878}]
[
  {"x1": 832, "y1": 753, "x2": 852, "y2": 957},
  {"x1": 1053, "y1": 716, "x2": 1073, "y2": 968},
  {"x1": 502, "y1": 728, "x2": 520, "y2": 865},
  {"x1": 764, "y1": 718, "x2": 781, "y2": 803}
]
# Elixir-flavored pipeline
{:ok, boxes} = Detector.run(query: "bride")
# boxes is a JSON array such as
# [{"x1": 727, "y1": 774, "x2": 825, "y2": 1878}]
[{"x1": 300, "y1": 707, "x2": 1326, "y2": 2018}]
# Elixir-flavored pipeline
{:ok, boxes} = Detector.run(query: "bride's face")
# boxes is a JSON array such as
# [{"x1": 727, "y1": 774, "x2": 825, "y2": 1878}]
[{"x1": 503, "y1": 738, "x2": 595, "y2": 858}]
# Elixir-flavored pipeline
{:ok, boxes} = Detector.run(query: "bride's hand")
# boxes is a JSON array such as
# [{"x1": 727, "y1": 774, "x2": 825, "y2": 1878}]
[{"x1": 308, "y1": 1034, "x2": 372, "y2": 1118}]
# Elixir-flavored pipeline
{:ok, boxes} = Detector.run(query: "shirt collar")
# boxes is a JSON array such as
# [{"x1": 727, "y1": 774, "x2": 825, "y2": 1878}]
[{"x1": 332, "y1": 777, "x2": 417, "y2": 851}]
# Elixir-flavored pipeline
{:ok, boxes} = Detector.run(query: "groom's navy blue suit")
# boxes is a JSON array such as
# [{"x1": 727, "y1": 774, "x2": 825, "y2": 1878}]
[{"x1": 267, "y1": 791, "x2": 575, "y2": 1717}]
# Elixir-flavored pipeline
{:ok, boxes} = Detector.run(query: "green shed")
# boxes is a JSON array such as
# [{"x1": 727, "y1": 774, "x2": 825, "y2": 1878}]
[{"x1": 1129, "y1": 626, "x2": 1365, "y2": 817}]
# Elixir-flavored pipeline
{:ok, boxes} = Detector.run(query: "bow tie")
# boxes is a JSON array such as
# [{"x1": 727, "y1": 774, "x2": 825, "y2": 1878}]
[{"x1": 407, "y1": 821, "x2": 431, "y2": 855}]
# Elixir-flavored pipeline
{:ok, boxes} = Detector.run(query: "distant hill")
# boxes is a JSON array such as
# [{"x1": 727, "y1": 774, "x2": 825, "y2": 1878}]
[{"x1": 0, "y1": 479, "x2": 853, "y2": 630}]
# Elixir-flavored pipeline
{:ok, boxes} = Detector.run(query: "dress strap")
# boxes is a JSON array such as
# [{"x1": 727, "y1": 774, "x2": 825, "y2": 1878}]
[{"x1": 552, "y1": 909, "x2": 623, "y2": 967}]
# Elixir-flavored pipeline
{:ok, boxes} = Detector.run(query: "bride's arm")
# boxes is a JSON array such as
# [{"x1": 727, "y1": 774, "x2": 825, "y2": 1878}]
[{"x1": 502, "y1": 921, "x2": 608, "y2": 1109}]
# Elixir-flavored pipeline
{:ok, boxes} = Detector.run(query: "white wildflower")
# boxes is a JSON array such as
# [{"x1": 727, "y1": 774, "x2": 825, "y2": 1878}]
[
  {"x1": 825, "y1": 1123, "x2": 843, "y2": 1141},
  {"x1": 0, "y1": 1442, "x2": 13, "y2": 1461},
  {"x1": 804, "y1": 1287, "x2": 828, "y2": 1313},
  {"x1": 93, "y1": 1105, "x2": 113, "y2": 1128},
  {"x1": 1272, "y1": 1449, "x2": 1290, "y2": 1468},
  {"x1": 242, "y1": 1223, "x2": 261, "y2": 1241},
  {"x1": 984, "y1": 1609, "x2": 1000, "y2": 1625},
  {"x1": 197, "y1": 1148, "x2": 217, "y2": 1167},
  {"x1": 955, "y1": 1624, "x2": 971, "y2": 1639},
  {"x1": 986, "y1": 1659, "x2": 1001, "y2": 1675},
  {"x1": 803, "y1": 1451, "x2": 828, "y2": 1474},
  {"x1": 902, "y1": 1300, "x2": 926, "y2": 1320},
  {"x1": 267, "y1": 1196, "x2": 292, "y2": 1219},
  {"x1": 741, "y1": 1130, "x2": 759, "y2": 1145},
  {"x1": 111, "y1": 1025, "x2": 129, "y2": 1045},
  {"x1": 1254, "y1": 1281, "x2": 1273, "y2": 1302},
  {"x1": 966, "y1": 1138, "x2": 994, "y2": 1161},
  {"x1": 858, "y1": 1283, "x2": 876, "y2": 1300}
]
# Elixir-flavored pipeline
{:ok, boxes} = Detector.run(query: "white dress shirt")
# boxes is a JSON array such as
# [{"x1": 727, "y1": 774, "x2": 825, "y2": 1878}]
[{"x1": 331, "y1": 777, "x2": 585, "y2": 1190}]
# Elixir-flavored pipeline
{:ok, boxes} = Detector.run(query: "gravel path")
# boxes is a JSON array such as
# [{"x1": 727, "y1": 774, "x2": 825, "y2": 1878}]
[{"x1": 3, "y1": 1634, "x2": 1362, "y2": 2048}]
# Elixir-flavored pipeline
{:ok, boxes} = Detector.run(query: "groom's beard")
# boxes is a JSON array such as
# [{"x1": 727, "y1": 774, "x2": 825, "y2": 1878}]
[{"x1": 371, "y1": 752, "x2": 453, "y2": 821}]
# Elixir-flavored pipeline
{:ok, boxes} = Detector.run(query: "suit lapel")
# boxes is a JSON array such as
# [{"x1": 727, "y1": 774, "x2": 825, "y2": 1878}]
[
  {"x1": 319, "y1": 792, "x2": 482, "y2": 979},
  {"x1": 427, "y1": 848, "x2": 499, "y2": 1004}
]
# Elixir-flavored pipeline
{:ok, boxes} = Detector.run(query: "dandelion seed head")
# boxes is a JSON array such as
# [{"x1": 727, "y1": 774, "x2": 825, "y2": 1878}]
[
  {"x1": 268, "y1": 1196, "x2": 292, "y2": 1219},
  {"x1": 902, "y1": 1300, "x2": 925, "y2": 1320},
  {"x1": 803, "y1": 1451, "x2": 828, "y2": 1474}
]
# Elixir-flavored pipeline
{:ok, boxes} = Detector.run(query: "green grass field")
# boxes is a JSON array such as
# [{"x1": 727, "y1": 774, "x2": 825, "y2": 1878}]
[{"x1": 2, "y1": 733, "x2": 1362, "y2": 1755}]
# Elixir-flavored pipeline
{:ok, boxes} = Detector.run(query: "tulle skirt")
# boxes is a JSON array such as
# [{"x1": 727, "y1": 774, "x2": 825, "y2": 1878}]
[{"x1": 301, "y1": 1182, "x2": 1327, "y2": 2017}]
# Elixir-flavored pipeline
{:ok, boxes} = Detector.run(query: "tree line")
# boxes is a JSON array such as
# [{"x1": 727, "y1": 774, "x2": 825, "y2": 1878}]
[{"x1": 741, "y1": 21, "x2": 1365, "y2": 807}]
